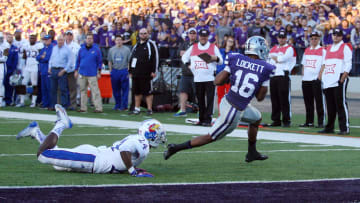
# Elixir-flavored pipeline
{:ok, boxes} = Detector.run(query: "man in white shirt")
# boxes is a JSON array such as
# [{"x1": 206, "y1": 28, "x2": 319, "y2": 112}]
[
  {"x1": 300, "y1": 31, "x2": 326, "y2": 128},
  {"x1": 182, "y1": 28, "x2": 223, "y2": 126},
  {"x1": 65, "y1": 30, "x2": 80, "y2": 110},
  {"x1": 16, "y1": 104, "x2": 167, "y2": 177},
  {"x1": 269, "y1": 30, "x2": 296, "y2": 127},
  {"x1": 0, "y1": 32, "x2": 10, "y2": 107},
  {"x1": 318, "y1": 28, "x2": 352, "y2": 135}
]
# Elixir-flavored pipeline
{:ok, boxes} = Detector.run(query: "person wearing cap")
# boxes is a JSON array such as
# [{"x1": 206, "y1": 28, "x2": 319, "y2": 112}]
[
  {"x1": 208, "y1": 22, "x2": 217, "y2": 44},
  {"x1": 4, "y1": 33, "x2": 19, "y2": 106},
  {"x1": 174, "y1": 28, "x2": 198, "y2": 117},
  {"x1": 75, "y1": 33, "x2": 103, "y2": 113},
  {"x1": 0, "y1": 32, "x2": 10, "y2": 107},
  {"x1": 268, "y1": 30, "x2": 296, "y2": 127},
  {"x1": 16, "y1": 33, "x2": 44, "y2": 108},
  {"x1": 108, "y1": 35, "x2": 131, "y2": 111},
  {"x1": 181, "y1": 28, "x2": 223, "y2": 126},
  {"x1": 36, "y1": 35, "x2": 53, "y2": 109},
  {"x1": 128, "y1": 28, "x2": 159, "y2": 116},
  {"x1": 64, "y1": 30, "x2": 81, "y2": 110},
  {"x1": 318, "y1": 28, "x2": 352, "y2": 135},
  {"x1": 48, "y1": 34, "x2": 72, "y2": 110},
  {"x1": 299, "y1": 31, "x2": 326, "y2": 128}
]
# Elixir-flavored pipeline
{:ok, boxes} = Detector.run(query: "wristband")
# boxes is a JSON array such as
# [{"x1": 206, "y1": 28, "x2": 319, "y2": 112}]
[{"x1": 128, "y1": 166, "x2": 136, "y2": 176}]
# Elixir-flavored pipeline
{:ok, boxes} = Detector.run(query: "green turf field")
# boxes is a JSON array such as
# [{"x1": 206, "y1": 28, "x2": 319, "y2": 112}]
[{"x1": 1, "y1": 104, "x2": 360, "y2": 186}]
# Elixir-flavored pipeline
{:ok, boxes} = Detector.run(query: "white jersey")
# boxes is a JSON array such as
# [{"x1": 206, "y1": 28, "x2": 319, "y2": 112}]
[
  {"x1": 0, "y1": 42, "x2": 10, "y2": 63},
  {"x1": 93, "y1": 134, "x2": 150, "y2": 173},
  {"x1": 13, "y1": 38, "x2": 29, "y2": 70},
  {"x1": 65, "y1": 41, "x2": 80, "y2": 72},
  {"x1": 24, "y1": 42, "x2": 44, "y2": 71}
]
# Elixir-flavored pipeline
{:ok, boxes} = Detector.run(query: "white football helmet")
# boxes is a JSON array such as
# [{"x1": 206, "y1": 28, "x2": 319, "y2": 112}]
[
  {"x1": 138, "y1": 119, "x2": 167, "y2": 148},
  {"x1": 9, "y1": 72, "x2": 23, "y2": 86},
  {"x1": 244, "y1": 36, "x2": 269, "y2": 60}
]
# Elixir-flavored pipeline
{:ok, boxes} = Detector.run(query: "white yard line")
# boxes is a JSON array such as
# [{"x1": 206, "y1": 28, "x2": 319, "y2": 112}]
[
  {"x1": 0, "y1": 178, "x2": 360, "y2": 189},
  {"x1": 1, "y1": 110, "x2": 360, "y2": 148}
]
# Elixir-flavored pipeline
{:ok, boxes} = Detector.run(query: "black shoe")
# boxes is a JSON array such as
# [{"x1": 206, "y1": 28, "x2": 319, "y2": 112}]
[
  {"x1": 337, "y1": 131, "x2": 350, "y2": 135},
  {"x1": 164, "y1": 144, "x2": 177, "y2": 160},
  {"x1": 316, "y1": 124, "x2": 324, "y2": 128},
  {"x1": 201, "y1": 122, "x2": 212, "y2": 127},
  {"x1": 282, "y1": 123, "x2": 291, "y2": 127},
  {"x1": 245, "y1": 152, "x2": 268, "y2": 163},
  {"x1": 299, "y1": 123, "x2": 314, "y2": 127},
  {"x1": 318, "y1": 129, "x2": 335, "y2": 134},
  {"x1": 270, "y1": 122, "x2": 281, "y2": 127},
  {"x1": 147, "y1": 110, "x2": 153, "y2": 116},
  {"x1": 129, "y1": 109, "x2": 140, "y2": 115}
]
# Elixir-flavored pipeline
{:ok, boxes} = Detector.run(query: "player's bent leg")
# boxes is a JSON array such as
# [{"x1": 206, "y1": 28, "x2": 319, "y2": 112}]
[
  {"x1": 38, "y1": 146, "x2": 96, "y2": 173},
  {"x1": 37, "y1": 133, "x2": 58, "y2": 157}
]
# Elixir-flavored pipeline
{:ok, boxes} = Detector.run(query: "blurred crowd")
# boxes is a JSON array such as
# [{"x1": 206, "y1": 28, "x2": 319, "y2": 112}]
[{"x1": 0, "y1": 0, "x2": 360, "y2": 112}]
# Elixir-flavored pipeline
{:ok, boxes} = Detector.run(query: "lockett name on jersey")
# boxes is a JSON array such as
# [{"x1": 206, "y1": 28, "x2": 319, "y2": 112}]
[{"x1": 235, "y1": 59, "x2": 265, "y2": 73}]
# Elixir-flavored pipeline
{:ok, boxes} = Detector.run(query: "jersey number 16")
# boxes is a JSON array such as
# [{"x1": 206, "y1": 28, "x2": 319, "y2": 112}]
[{"x1": 230, "y1": 70, "x2": 259, "y2": 98}]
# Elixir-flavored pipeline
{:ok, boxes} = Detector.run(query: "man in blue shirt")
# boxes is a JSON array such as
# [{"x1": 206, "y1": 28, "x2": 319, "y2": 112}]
[
  {"x1": 36, "y1": 35, "x2": 53, "y2": 109},
  {"x1": 48, "y1": 35, "x2": 72, "y2": 109},
  {"x1": 164, "y1": 36, "x2": 274, "y2": 163},
  {"x1": 75, "y1": 33, "x2": 103, "y2": 113},
  {"x1": 4, "y1": 33, "x2": 18, "y2": 106}
]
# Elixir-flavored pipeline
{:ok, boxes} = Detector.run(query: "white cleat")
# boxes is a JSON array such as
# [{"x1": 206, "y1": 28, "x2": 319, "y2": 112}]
[
  {"x1": 17, "y1": 121, "x2": 39, "y2": 140},
  {"x1": 30, "y1": 103, "x2": 36, "y2": 108},
  {"x1": 15, "y1": 103, "x2": 25, "y2": 107},
  {"x1": 55, "y1": 104, "x2": 72, "y2": 129}
]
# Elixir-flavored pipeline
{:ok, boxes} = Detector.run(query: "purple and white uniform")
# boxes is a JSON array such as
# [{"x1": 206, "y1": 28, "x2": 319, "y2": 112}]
[{"x1": 209, "y1": 53, "x2": 275, "y2": 140}]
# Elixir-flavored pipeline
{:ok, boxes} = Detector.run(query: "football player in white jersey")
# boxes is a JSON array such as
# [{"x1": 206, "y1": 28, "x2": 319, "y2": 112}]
[
  {"x1": 0, "y1": 32, "x2": 10, "y2": 107},
  {"x1": 13, "y1": 29, "x2": 29, "y2": 71},
  {"x1": 16, "y1": 34, "x2": 44, "y2": 107},
  {"x1": 17, "y1": 104, "x2": 166, "y2": 177}
]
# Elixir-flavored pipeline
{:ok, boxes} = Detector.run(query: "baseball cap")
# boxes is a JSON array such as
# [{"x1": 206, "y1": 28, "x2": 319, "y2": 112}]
[
  {"x1": 332, "y1": 28, "x2": 343, "y2": 36},
  {"x1": 309, "y1": 31, "x2": 320, "y2": 37},
  {"x1": 65, "y1": 30, "x2": 73, "y2": 35},
  {"x1": 198, "y1": 28, "x2": 210, "y2": 37},
  {"x1": 42, "y1": 34, "x2": 51, "y2": 40},
  {"x1": 278, "y1": 30, "x2": 286, "y2": 38},
  {"x1": 267, "y1": 17, "x2": 273, "y2": 21},
  {"x1": 187, "y1": 27, "x2": 197, "y2": 34}
]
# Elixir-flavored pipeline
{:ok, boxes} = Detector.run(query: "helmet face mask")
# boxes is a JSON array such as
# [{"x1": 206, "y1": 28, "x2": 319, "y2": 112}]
[
  {"x1": 9, "y1": 72, "x2": 23, "y2": 86},
  {"x1": 138, "y1": 119, "x2": 167, "y2": 148},
  {"x1": 244, "y1": 36, "x2": 269, "y2": 60}
]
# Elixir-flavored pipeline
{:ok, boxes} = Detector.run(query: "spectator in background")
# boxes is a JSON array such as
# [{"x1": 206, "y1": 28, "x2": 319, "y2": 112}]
[
  {"x1": 208, "y1": 22, "x2": 217, "y2": 44},
  {"x1": 340, "y1": 19, "x2": 352, "y2": 43},
  {"x1": 48, "y1": 30, "x2": 57, "y2": 46},
  {"x1": 98, "y1": 24, "x2": 110, "y2": 66},
  {"x1": 174, "y1": 28, "x2": 198, "y2": 117},
  {"x1": 182, "y1": 28, "x2": 223, "y2": 126},
  {"x1": 351, "y1": 20, "x2": 360, "y2": 75},
  {"x1": 108, "y1": 35, "x2": 131, "y2": 111},
  {"x1": 129, "y1": 28, "x2": 159, "y2": 115},
  {"x1": 4, "y1": 33, "x2": 18, "y2": 106},
  {"x1": 121, "y1": 23, "x2": 133, "y2": 50},
  {"x1": 157, "y1": 22, "x2": 170, "y2": 59},
  {"x1": 64, "y1": 30, "x2": 81, "y2": 111},
  {"x1": 48, "y1": 35, "x2": 72, "y2": 110},
  {"x1": 36, "y1": 35, "x2": 53, "y2": 109},
  {"x1": 215, "y1": 16, "x2": 233, "y2": 47},
  {"x1": 75, "y1": 33, "x2": 103, "y2": 113},
  {"x1": 216, "y1": 36, "x2": 235, "y2": 111},
  {"x1": 269, "y1": 18, "x2": 284, "y2": 47}
]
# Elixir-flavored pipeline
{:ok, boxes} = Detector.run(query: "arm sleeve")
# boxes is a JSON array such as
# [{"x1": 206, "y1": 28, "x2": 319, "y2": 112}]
[
  {"x1": 75, "y1": 48, "x2": 80, "y2": 71},
  {"x1": 343, "y1": 44, "x2": 352, "y2": 73},
  {"x1": 277, "y1": 46, "x2": 294, "y2": 63},
  {"x1": 181, "y1": 46, "x2": 192, "y2": 64},
  {"x1": 107, "y1": 48, "x2": 112, "y2": 63},
  {"x1": 350, "y1": 28, "x2": 356, "y2": 46},
  {"x1": 64, "y1": 49, "x2": 73, "y2": 72},
  {"x1": 48, "y1": 48, "x2": 54, "y2": 68},
  {"x1": 96, "y1": 47, "x2": 102, "y2": 70},
  {"x1": 214, "y1": 46, "x2": 223, "y2": 65},
  {"x1": 150, "y1": 41, "x2": 159, "y2": 73}
]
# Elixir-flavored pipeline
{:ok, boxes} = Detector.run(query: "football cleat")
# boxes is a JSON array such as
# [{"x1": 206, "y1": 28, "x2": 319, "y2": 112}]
[
  {"x1": 29, "y1": 103, "x2": 36, "y2": 108},
  {"x1": 163, "y1": 144, "x2": 177, "y2": 160},
  {"x1": 55, "y1": 104, "x2": 72, "y2": 129},
  {"x1": 245, "y1": 152, "x2": 268, "y2": 163},
  {"x1": 17, "y1": 121, "x2": 39, "y2": 140}
]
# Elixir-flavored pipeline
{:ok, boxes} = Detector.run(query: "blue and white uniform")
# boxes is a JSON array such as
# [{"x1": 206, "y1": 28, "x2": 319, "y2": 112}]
[
  {"x1": 37, "y1": 134, "x2": 150, "y2": 173},
  {"x1": 209, "y1": 53, "x2": 275, "y2": 140}
]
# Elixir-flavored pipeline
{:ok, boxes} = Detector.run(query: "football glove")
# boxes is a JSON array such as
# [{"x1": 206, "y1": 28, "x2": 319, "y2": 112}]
[
  {"x1": 135, "y1": 167, "x2": 147, "y2": 173},
  {"x1": 135, "y1": 172, "x2": 154, "y2": 178},
  {"x1": 197, "y1": 53, "x2": 212, "y2": 63}
]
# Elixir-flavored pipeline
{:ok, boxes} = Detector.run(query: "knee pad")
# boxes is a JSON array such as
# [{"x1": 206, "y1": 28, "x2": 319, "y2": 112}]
[
  {"x1": 32, "y1": 86, "x2": 38, "y2": 95},
  {"x1": 15, "y1": 85, "x2": 26, "y2": 95}
]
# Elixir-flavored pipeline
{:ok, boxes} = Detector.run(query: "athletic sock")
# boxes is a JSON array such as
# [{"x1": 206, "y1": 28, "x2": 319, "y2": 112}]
[
  {"x1": 173, "y1": 140, "x2": 192, "y2": 152},
  {"x1": 34, "y1": 127, "x2": 46, "y2": 144},
  {"x1": 134, "y1": 107, "x2": 140, "y2": 112},
  {"x1": 248, "y1": 140, "x2": 257, "y2": 153},
  {"x1": 50, "y1": 121, "x2": 66, "y2": 138},
  {"x1": 20, "y1": 95, "x2": 25, "y2": 104},
  {"x1": 31, "y1": 95, "x2": 37, "y2": 104}
]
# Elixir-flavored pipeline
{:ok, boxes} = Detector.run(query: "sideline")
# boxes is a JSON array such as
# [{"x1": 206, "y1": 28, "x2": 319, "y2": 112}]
[{"x1": 1, "y1": 111, "x2": 360, "y2": 148}]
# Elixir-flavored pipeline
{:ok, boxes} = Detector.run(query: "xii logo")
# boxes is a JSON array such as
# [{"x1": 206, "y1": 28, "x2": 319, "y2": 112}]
[
  {"x1": 324, "y1": 64, "x2": 336, "y2": 74},
  {"x1": 194, "y1": 60, "x2": 208, "y2": 69},
  {"x1": 304, "y1": 59, "x2": 316, "y2": 68}
]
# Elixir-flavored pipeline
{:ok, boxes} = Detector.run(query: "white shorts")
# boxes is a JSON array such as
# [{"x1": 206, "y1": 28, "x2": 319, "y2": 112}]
[
  {"x1": 38, "y1": 144, "x2": 100, "y2": 173},
  {"x1": 22, "y1": 69, "x2": 38, "y2": 86},
  {"x1": 0, "y1": 63, "x2": 5, "y2": 97},
  {"x1": 209, "y1": 97, "x2": 261, "y2": 141}
]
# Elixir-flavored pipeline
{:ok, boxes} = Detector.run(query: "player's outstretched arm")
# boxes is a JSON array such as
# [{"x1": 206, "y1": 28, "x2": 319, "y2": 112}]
[
  {"x1": 255, "y1": 86, "x2": 268, "y2": 102},
  {"x1": 214, "y1": 70, "x2": 230, "y2": 86},
  {"x1": 120, "y1": 151, "x2": 153, "y2": 177}
]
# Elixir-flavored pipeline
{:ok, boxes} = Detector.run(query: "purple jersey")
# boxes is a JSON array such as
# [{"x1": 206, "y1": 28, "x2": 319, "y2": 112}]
[{"x1": 225, "y1": 53, "x2": 275, "y2": 110}]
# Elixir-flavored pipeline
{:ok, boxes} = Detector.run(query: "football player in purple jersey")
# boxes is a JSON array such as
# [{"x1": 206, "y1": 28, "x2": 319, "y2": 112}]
[{"x1": 164, "y1": 36, "x2": 275, "y2": 163}]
